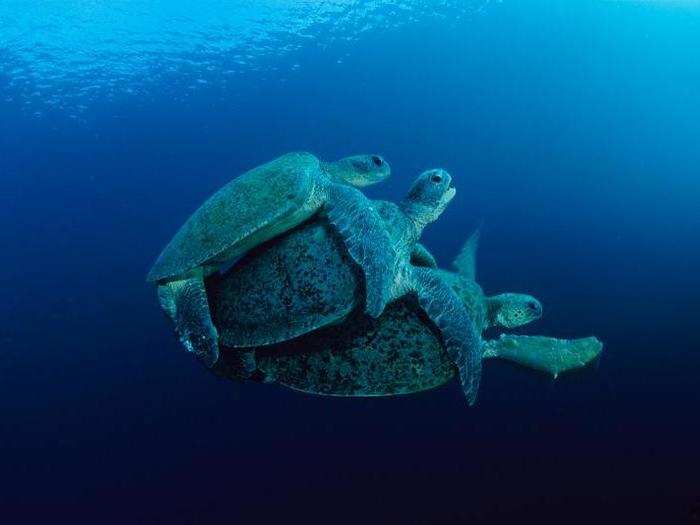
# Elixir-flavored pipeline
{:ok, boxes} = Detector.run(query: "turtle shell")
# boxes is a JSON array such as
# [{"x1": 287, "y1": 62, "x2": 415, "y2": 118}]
[
  {"x1": 148, "y1": 152, "x2": 321, "y2": 282},
  {"x1": 254, "y1": 296, "x2": 456, "y2": 396},
  {"x1": 209, "y1": 217, "x2": 362, "y2": 348},
  {"x1": 244, "y1": 268, "x2": 486, "y2": 397}
]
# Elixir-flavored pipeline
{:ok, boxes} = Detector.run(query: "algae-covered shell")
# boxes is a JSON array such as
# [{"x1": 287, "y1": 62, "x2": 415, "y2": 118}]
[
  {"x1": 210, "y1": 200, "x2": 416, "y2": 348},
  {"x1": 210, "y1": 218, "x2": 360, "y2": 348}
]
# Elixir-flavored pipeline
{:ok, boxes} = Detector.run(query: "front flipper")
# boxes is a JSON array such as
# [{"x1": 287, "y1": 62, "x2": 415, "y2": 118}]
[
  {"x1": 157, "y1": 273, "x2": 219, "y2": 367},
  {"x1": 483, "y1": 335, "x2": 603, "y2": 378},
  {"x1": 325, "y1": 184, "x2": 395, "y2": 318},
  {"x1": 413, "y1": 267, "x2": 483, "y2": 405},
  {"x1": 410, "y1": 243, "x2": 438, "y2": 268}
]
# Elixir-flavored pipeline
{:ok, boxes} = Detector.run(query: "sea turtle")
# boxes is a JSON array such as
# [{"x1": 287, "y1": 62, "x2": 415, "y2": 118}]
[
  {"x1": 243, "y1": 332, "x2": 602, "y2": 398},
  {"x1": 210, "y1": 231, "x2": 603, "y2": 397},
  {"x1": 211, "y1": 169, "x2": 488, "y2": 404},
  {"x1": 147, "y1": 152, "x2": 391, "y2": 367}
]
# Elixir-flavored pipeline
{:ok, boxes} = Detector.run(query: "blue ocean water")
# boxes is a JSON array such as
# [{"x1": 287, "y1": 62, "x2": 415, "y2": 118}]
[{"x1": 2, "y1": 1, "x2": 699, "y2": 523}]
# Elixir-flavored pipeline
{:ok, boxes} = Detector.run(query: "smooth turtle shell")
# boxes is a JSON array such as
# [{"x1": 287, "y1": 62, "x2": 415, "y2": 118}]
[{"x1": 148, "y1": 152, "x2": 320, "y2": 282}]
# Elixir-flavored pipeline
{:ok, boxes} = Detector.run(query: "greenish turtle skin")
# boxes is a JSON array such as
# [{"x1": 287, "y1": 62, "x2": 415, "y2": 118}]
[
  {"x1": 211, "y1": 168, "x2": 486, "y2": 404},
  {"x1": 210, "y1": 231, "x2": 603, "y2": 398},
  {"x1": 147, "y1": 152, "x2": 391, "y2": 367}
]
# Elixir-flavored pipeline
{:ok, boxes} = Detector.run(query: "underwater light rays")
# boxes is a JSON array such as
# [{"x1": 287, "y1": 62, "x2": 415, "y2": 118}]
[{"x1": 0, "y1": 0, "x2": 490, "y2": 114}]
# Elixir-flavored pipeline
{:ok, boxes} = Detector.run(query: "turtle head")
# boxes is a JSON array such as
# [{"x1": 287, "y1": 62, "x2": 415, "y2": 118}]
[
  {"x1": 327, "y1": 154, "x2": 390, "y2": 187},
  {"x1": 486, "y1": 293, "x2": 542, "y2": 329},
  {"x1": 400, "y1": 169, "x2": 455, "y2": 231}
]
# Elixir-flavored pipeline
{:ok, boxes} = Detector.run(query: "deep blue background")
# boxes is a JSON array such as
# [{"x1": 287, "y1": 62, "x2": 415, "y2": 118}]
[{"x1": 2, "y1": 2, "x2": 699, "y2": 523}]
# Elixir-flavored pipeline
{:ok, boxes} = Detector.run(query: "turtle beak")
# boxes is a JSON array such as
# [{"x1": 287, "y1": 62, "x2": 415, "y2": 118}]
[
  {"x1": 528, "y1": 300, "x2": 543, "y2": 318},
  {"x1": 445, "y1": 177, "x2": 456, "y2": 201}
]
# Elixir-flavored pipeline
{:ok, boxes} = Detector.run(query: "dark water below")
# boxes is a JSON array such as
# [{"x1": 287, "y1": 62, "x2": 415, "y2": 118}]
[{"x1": 1, "y1": 1, "x2": 699, "y2": 523}]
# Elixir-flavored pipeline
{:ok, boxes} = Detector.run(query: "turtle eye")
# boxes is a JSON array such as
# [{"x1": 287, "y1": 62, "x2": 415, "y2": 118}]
[
  {"x1": 430, "y1": 173, "x2": 442, "y2": 183},
  {"x1": 371, "y1": 155, "x2": 383, "y2": 167},
  {"x1": 528, "y1": 301, "x2": 540, "y2": 312}
]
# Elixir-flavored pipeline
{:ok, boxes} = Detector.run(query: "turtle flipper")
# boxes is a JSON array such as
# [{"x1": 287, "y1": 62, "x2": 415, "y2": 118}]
[
  {"x1": 452, "y1": 227, "x2": 480, "y2": 280},
  {"x1": 411, "y1": 243, "x2": 438, "y2": 268},
  {"x1": 413, "y1": 267, "x2": 483, "y2": 406},
  {"x1": 483, "y1": 335, "x2": 602, "y2": 378},
  {"x1": 325, "y1": 184, "x2": 395, "y2": 318},
  {"x1": 158, "y1": 274, "x2": 219, "y2": 367}
]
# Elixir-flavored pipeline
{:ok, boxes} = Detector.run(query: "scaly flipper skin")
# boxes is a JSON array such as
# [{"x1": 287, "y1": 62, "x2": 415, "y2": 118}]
[
  {"x1": 325, "y1": 184, "x2": 396, "y2": 318},
  {"x1": 159, "y1": 274, "x2": 219, "y2": 367},
  {"x1": 411, "y1": 243, "x2": 438, "y2": 268},
  {"x1": 484, "y1": 335, "x2": 602, "y2": 378},
  {"x1": 413, "y1": 266, "x2": 483, "y2": 405}
]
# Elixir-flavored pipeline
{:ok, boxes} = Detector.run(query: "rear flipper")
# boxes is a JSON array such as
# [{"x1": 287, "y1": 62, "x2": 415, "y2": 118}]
[
  {"x1": 325, "y1": 184, "x2": 396, "y2": 318},
  {"x1": 483, "y1": 335, "x2": 603, "y2": 378},
  {"x1": 452, "y1": 226, "x2": 481, "y2": 280},
  {"x1": 157, "y1": 273, "x2": 220, "y2": 367},
  {"x1": 410, "y1": 243, "x2": 438, "y2": 268},
  {"x1": 413, "y1": 267, "x2": 483, "y2": 406}
]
